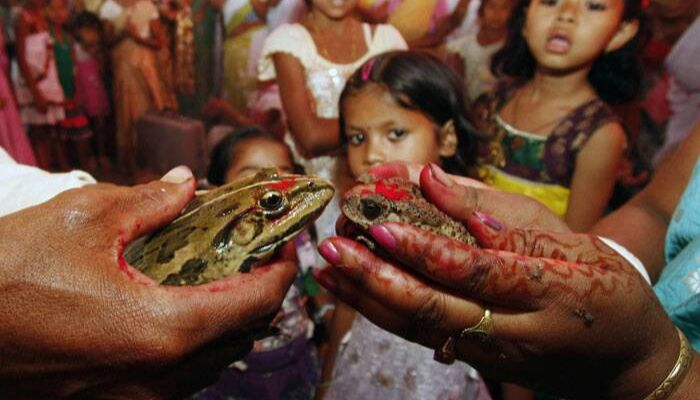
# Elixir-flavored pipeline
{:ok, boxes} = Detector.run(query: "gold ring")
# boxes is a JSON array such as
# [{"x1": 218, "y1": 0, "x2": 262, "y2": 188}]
[
  {"x1": 460, "y1": 309, "x2": 494, "y2": 341},
  {"x1": 434, "y1": 309, "x2": 494, "y2": 365}
]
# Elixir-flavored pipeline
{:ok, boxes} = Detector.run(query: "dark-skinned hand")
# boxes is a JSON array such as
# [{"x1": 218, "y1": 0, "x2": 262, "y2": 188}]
[
  {"x1": 0, "y1": 167, "x2": 297, "y2": 399},
  {"x1": 314, "y1": 163, "x2": 697, "y2": 399}
]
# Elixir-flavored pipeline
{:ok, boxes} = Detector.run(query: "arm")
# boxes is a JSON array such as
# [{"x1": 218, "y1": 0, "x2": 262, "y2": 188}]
[
  {"x1": 273, "y1": 53, "x2": 341, "y2": 158},
  {"x1": 565, "y1": 122, "x2": 626, "y2": 232},
  {"x1": 591, "y1": 120, "x2": 700, "y2": 281}
]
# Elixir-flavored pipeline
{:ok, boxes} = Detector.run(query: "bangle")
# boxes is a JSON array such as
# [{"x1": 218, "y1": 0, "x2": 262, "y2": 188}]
[
  {"x1": 313, "y1": 303, "x2": 336, "y2": 323},
  {"x1": 643, "y1": 328, "x2": 693, "y2": 400}
]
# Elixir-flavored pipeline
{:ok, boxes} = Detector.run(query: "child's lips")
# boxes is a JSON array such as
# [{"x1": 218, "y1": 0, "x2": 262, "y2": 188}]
[{"x1": 546, "y1": 34, "x2": 572, "y2": 54}]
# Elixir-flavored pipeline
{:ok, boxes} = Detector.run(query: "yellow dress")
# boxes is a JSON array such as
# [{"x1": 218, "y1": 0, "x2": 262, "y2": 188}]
[{"x1": 387, "y1": 0, "x2": 437, "y2": 43}]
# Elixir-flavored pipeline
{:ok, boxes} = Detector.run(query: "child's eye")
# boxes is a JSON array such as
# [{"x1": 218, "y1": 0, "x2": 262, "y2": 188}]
[
  {"x1": 387, "y1": 129, "x2": 407, "y2": 141},
  {"x1": 348, "y1": 133, "x2": 365, "y2": 146},
  {"x1": 586, "y1": 1, "x2": 607, "y2": 11},
  {"x1": 540, "y1": 0, "x2": 558, "y2": 6}
]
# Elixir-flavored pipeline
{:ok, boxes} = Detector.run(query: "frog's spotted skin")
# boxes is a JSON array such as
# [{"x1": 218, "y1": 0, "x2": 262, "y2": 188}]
[
  {"x1": 339, "y1": 175, "x2": 476, "y2": 248},
  {"x1": 125, "y1": 169, "x2": 334, "y2": 286}
]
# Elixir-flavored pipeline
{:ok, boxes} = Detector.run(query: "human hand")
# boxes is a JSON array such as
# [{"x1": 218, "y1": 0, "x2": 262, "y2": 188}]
[
  {"x1": 315, "y1": 217, "x2": 683, "y2": 399},
  {"x1": 366, "y1": 162, "x2": 569, "y2": 232},
  {"x1": 0, "y1": 167, "x2": 297, "y2": 399}
]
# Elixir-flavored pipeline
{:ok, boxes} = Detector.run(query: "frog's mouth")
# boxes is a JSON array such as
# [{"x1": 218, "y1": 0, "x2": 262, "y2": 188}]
[{"x1": 335, "y1": 215, "x2": 378, "y2": 251}]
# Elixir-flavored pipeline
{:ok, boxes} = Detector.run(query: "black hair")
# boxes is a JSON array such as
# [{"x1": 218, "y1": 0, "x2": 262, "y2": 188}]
[
  {"x1": 339, "y1": 50, "x2": 484, "y2": 176},
  {"x1": 72, "y1": 11, "x2": 103, "y2": 35},
  {"x1": 207, "y1": 126, "x2": 294, "y2": 185},
  {"x1": 491, "y1": 0, "x2": 648, "y2": 104}
]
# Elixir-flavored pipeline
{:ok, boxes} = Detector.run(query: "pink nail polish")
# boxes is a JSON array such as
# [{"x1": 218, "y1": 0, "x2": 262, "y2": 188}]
[
  {"x1": 369, "y1": 225, "x2": 397, "y2": 251},
  {"x1": 429, "y1": 163, "x2": 455, "y2": 188},
  {"x1": 473, "y1": 211, "x2": 503, "y2": 232},
  {"x1": 319, "y1": 241, "x2": 342, "y2": 265}
]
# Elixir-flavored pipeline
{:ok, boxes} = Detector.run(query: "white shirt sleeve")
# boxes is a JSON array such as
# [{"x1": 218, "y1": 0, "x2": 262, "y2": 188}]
[{"x1": 0, "y1": 148, "x2": 96, "y2": 217}]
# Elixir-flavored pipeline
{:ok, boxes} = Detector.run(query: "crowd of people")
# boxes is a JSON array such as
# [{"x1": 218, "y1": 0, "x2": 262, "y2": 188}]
[{"x1": 1, "y1": 0, "x2": 699, "y2": 399}]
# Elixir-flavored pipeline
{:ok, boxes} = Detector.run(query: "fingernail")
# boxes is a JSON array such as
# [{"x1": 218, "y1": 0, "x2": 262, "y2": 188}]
[
  {"x1": 319, "y1": 240, "x2": 342, "y2": 265},
  {"x1": 312, "y1": 266, "x2": 338, "y2": 291},
  {"x1": 473, "y1": 211, "x2": 502, "y2": 232},
  {"x1": 369, "y1": 224, "x2": 396, "y2": 251},
  {"x1": 429, "y1": 163, "x2": 454, "y2": 188},
  {"x1": 161, "y1": 166, "x2": 193, "y2": 184}
]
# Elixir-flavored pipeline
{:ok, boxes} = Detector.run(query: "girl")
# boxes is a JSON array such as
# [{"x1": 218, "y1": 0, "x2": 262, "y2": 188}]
[
  {"x1": 258, "y1": 0, "x2": 407, "y2": 244},
  {"x1": 446, "y1": 0, "x2": 516, "y2": 102},
  {"x1": 473, "y1": 0, "x2": 646, "y2": 232},
  {"x1": 14, "y1": 0, "x2": 65, "y2": 170},
  {"x1": 193, "y1": 126, "x2": 326, "y2": 400},
  {"x1": 47, "y1": 0, "x2": 96, "y2": 171},
  {"x1": 73, "y1": 12, "x2": 111, "y2": 168},
  {"x1": 319, "y1": 51, "x2": 491, "y2": 400}
]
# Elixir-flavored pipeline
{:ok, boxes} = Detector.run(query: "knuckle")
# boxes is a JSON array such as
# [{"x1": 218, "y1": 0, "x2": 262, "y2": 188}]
[
  {"x1": 462, "y1": 256, "x2": 495, "y2": 294},
  {"x1": 401, "y1": 291, "x2": 448, "y2": 344},
  {"x1": 55, "y1": 188, "x2": 117, "y2": 228}
]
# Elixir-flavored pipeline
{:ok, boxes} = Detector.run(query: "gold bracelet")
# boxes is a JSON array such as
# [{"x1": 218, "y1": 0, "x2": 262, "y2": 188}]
[{"x1": 643, "y1": 328, "x2": 693, "y2": 400}]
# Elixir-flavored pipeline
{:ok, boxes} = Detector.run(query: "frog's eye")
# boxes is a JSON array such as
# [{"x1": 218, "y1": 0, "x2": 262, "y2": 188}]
[
  {"x1": 259, "y1": 190, "x2": 287, "y2": 215},
  {"x1": 361, "y1": 199, "x2": 382, "y2": 221}
]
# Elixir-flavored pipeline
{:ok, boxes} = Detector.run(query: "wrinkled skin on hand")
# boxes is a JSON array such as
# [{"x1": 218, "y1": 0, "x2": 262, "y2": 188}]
[
  {"x1": 0, "y1": 170, "x2": 297, "y2": 399},
  {"x1": 315, "y1": 163, "x2": 685, "y2": 400}
]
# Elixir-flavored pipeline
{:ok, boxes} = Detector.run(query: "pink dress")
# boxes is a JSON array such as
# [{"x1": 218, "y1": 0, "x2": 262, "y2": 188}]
[
  {"x1": 0, "y1": 27, "x2": 36, "y2": 166},
  {"x1": 74, "y1": 44, "x2": 109, "y2": 118}
]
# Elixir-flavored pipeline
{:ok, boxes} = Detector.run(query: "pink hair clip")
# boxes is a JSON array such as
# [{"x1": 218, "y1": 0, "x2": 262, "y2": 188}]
[{"x1": 361, "y1": 58, "x2": 376, "y2": 81}]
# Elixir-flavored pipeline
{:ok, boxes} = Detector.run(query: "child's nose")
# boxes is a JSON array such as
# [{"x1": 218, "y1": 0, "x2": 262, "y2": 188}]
[{"x1": 556, "y1": 0, "x2": 578, "y2": 23}]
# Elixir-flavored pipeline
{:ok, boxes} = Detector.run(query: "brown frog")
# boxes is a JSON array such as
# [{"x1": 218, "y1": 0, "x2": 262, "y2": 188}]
[
  {"x1": 125, "y1": 169, "x2": 334, "y2": 286},
  {"x1": 339, "y1": 175, "x2": 477, "y2": 249}
]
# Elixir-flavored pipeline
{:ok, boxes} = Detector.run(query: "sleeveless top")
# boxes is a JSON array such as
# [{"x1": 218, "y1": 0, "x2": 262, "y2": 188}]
[
  {"x1": 258, "y1": 22, "x2": 407, "y2": 242},
  {"x1": 654, "y1": 158, "x2": 700, "y2": 350},
  {"x1": 473, "y1": 83, "x2": 619, "y2": 216}
]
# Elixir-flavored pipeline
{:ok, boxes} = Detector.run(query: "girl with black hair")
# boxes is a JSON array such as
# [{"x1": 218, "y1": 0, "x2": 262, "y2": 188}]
[
  {"x1": 317, "y1": 50, "x2": 492, "y2": 400},
  {"x1": 473, "y1": 0, "x2": 646, "y2": 232}
]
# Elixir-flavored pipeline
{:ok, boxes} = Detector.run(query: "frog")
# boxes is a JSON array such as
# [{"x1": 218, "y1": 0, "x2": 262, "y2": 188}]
[
  {"x1": 338, "y1": 175, "x2": 477, "y2": 250},
  {"x1": 125, "y1": 169, "x2": 335, "y2": 286}
]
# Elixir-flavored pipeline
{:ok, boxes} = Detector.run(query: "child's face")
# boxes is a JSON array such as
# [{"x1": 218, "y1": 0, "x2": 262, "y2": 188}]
[
  {"x1": 481, "y1": 0, "x2": 516, "y2": 30},
  {"x1": 46, "y1": 0, "x2": 69, "y2": 25},
  {"x1": 224, "y1": 138, "x2": 294, "y2": 184},
  {"x1": 78, "y1": 27, "x2": 101, "y2": 47},
  {"x1": 310, "y1": 0, "x2": 357, "y2": 20},
  {"x1": 342, "y1": 85, "x2": 447, "y2": 178},
  {"x1": 522, "y1": 0, "x2": 637, "y2": 72}
]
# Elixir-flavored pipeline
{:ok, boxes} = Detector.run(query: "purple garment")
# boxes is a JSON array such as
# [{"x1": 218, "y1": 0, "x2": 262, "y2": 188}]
[
  {"x1": 192, "y1": 336, "x2": 319, "y2": 400},
  {"x1": 75, "y1": 44, "x2": 110, "y2": 118}
]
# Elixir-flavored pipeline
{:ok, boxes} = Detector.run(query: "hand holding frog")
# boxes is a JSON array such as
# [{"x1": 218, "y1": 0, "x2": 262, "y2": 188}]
[
  {"x1": 315, "y1": 163, "x2": 699, "y2": 399},
  {"x1": 0, "y1": 167, "x2": 297, "y2": 399}
]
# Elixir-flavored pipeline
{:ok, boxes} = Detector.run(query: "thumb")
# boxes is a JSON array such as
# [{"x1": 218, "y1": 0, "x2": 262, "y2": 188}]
[{"x1": 117, "y1": 166, "x2": 196, "y2": 244}]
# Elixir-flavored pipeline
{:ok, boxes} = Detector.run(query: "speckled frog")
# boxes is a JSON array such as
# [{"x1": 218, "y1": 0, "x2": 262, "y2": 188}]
[
  {"x1": 339, "y1": 175, "x2": 477, "y2": 248},
  {"x1": 125, "y1": 169, "x2": 334, "y2": 286}
]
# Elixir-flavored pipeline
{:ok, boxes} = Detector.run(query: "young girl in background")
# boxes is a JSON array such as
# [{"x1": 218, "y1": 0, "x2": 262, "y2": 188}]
[
  {"x1": 73, "y1": 12, "x2": 111, "y2": 168},
  {"x1": 446, "y1": 0, "x2": 516, "y2": 102},
  {"x1": 318, "y1": 50, "x2": 491, "y2": 400},
  {"x1": 47, "y1": 0, "x2": 96, "y2": 171},
  {"x1": 193, "y1": 126, "x2": 325, "y2": 400},
  {"x1": 258, "y1": 0, "x2": 407, "y2": 244},
  {"x1": 14, "y1": 0, "x2": 65, "y2": 169},
  {"x1": 473, "y1": 0, "x2": 646, "y2": 232}
]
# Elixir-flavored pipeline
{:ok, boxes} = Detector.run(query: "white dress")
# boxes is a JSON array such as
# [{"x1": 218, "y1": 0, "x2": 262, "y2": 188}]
[
  {"x1": 258, "y1": 22, "x2": 407, "y2": 243},
  {"x1": 447, "y1": 31, "x2": 503, "y2": 103}
]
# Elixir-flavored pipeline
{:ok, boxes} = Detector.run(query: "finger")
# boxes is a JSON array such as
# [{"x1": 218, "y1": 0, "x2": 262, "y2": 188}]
[
  {"x1": 467, "y1": 211, "x2": 613, "y2": 265},
  {"x1": 317, "y1": 237, "x2": 502, "y2": 347},
  {"x1": 366, "y1": 161, "x2": 421, "y2": 183},
  {"x1": 419, "y1": 164, "x2": 569, "y2": 232},
  {"x1": 116, "y1": 166, "x2": 196, "y2": 243},
  {"x1": 366, "y1": 222, "x2": 579, "y2": 308},
  {"x1": 164, "y1": 259, "x2": 297, "y2": 349}
]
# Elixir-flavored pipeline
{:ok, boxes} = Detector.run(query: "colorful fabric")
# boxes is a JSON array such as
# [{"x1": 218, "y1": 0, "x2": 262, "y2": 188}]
[
  {"x1": 74, "y1": 43, "x2": 110, "y2": 118},
  {"x1": 654, "y1": 159, "x2": 700, "y2": 351},
  {"x1": 51, "y1": 29, "x2": 75, "y2": 99},
  {"x1": 475, "y1": 83, "x2": 618, "y2": 187},
  {"x1": 175, "y1": 6, "x2": 195, "y2": 95}
]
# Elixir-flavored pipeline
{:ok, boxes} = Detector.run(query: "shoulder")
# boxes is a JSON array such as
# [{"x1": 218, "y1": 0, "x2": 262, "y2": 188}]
[
  {"x1": 369, "y1": 23, "x2": 408, "y2": 51},
  {"x1": 259, "y1": 23, "x2": 313, "y2": 80},
  {"x1": 578, "y1": 120, "x2": 627, "y2": 161}
]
